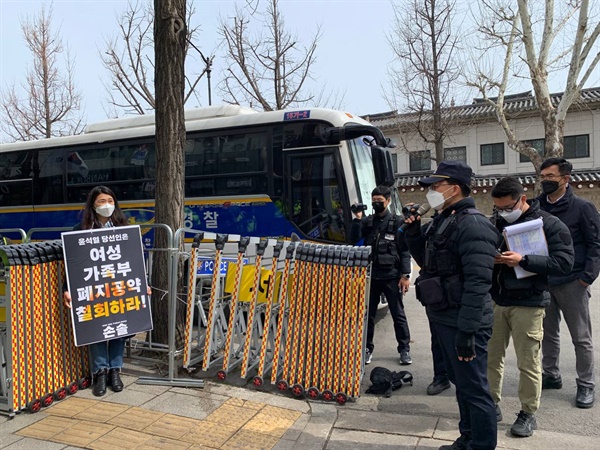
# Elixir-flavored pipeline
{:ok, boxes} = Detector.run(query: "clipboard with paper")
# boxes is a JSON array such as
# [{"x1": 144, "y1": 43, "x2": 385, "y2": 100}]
[{"x1": 502, "y1": 218, "x2": 548, "y2": 279}]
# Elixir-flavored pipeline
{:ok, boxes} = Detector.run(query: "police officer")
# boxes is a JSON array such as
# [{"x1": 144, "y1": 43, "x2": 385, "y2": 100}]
[
  {"x1": 350, "y1": 185, "x2": 412, "y2": 366},
  {"x1": 403, "y1": 161, "x2": 498, "y2": 450}
]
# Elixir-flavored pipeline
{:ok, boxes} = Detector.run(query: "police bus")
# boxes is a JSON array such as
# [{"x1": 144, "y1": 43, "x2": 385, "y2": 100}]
[{"x1": 0, "y1": 105, "x2": 397, "y2": 245}]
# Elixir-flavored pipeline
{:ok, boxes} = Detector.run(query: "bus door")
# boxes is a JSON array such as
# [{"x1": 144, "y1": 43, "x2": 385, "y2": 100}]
[{"x1": 283, "y1": 149, "x2": 349, "y2": 243}]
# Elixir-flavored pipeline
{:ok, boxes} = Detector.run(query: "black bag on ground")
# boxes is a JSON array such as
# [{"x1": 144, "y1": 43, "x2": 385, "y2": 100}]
[{"x1": 365, "y1": 367, "x2": 413, "y2": 398}]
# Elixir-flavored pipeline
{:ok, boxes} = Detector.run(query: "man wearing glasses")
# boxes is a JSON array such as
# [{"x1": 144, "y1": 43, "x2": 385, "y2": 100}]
[
  {"x1": 487, "y1": 177, "x2": 573, "y2": 437},
  {"x1": 403, "y1": 161, "x2": 498, "y2": 450},
  {"x1": 537, "y1": 158, "x2": 600, "y2": 409}
]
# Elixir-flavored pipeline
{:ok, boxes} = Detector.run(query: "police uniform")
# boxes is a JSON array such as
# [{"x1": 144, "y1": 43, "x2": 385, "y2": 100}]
[
  {"x1": 351, "y1": 209, "x2": 412, "y2": 358},
  {"x1": 404, "y1": 161, "x2": 498, "y2": 450}
]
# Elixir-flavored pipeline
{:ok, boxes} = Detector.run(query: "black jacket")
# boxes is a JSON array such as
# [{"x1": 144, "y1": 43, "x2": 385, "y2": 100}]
[
  {"x1": 404, "y1": 197, "x2": 498, "y2": 333},
  {"x1": 491, "y1": 200, "x2": 574, "y2": 307},
  {"x1": 537, "y1": 186, "x2": 600, "y2": 286},
  {"x1": 350, "y1": 210, "x2": 411, "y2": 280}
]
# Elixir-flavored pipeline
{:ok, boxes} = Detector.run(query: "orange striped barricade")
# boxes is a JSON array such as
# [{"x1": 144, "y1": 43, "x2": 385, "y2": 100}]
[
  {"x1": 216, "y1": 237, "x2": 251, "y2": 380},
  {"x1": 201, "y1": 233, "x2": 228, "y2": 370},
  {"x1": 332, "y1": 246, "x2": 351, "y2": 404},
  {"x1": 316, "y1": 245, "x2": 335, "y2": 400},
  {"x1": 343, "y1": 247, "x2": 361, "y2": 399},
  {"x1": 183, "y1": 233, "x2": 204, "y2": 369},
  {"x1": 269, "y1": 242, "x2": 296, "y2": 386},
  {"x1": 304, "y1": 245, "x2": 327, "y2": 400},
  {"x1": 351, "y1": 246, "x2": 371, "y2": 398},
  {"x1": 321, "y1": 245, "x2": 343, "y2": 402},
  {"x1": 278, "y1": 242, "x2": 307, "y2": 392},
  {"x1": 290, "y1": 243, "x2": 317, "y2": 398},
  {"x1": 252, "y1": 240, "x2": 284, "y2": 388},
  {"x1": 239, "y1": 238, "x2": 270, "y2": 379}
]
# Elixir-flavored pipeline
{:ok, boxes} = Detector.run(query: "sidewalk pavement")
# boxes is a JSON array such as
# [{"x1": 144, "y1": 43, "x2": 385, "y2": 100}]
[{"x1": 2, "y1": 365, "x2": 600, "y2": 450}]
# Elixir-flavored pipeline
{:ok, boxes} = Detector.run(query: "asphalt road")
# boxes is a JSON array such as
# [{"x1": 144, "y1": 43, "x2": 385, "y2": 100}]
[{"x1": 360, "y1": 277, "x2": 600, "y2": 437}]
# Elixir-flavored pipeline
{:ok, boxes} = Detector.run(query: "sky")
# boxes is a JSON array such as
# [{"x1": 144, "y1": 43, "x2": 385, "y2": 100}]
[{"x1": 0, "y1": 0, "x2": 598, "y2": 132}]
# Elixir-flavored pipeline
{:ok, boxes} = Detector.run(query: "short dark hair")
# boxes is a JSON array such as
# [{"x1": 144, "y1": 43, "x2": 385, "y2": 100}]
[
  {"x1": 540, "y1": 157, "x2": 572, "y2": 175},
  {"x1": 492, "y1": 177, "x2": 524, "y2": 200},
  {"x1": 371, "y1": 185, "x2": 392, "y2": 199},
  {"x1": 446, "y1": 178, "x2": 471, "y2": 197}
]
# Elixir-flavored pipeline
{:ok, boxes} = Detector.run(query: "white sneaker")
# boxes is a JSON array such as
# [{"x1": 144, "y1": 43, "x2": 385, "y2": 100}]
[{"x1": 365, "y1": 349, "x2": 373, "y2": 364}]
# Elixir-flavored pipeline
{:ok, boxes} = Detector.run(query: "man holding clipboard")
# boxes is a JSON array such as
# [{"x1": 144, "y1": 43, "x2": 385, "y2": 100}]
[{"x1": 487, "y1": 177, "x2": 574, "y2": 437}]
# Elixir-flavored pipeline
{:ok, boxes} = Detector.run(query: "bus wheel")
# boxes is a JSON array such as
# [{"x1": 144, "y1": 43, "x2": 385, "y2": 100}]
[
  {"x1": 306, "y1": 387, "x2": 320, "y2": 399},
  {"x1": 291, "y1": 384, "x2": 304, "y2": 397},
  {"x1": 54, "y1": 388, "x2": 68, "y2": 401},
  {"x1": 322, "y1": 389, "x2": 334, "y2": 401},
  {"x1": 216, "y1": 370, "x2": 227, "y2": 381},
  {"x1": 335, "y1": 392, "x2": 348, "y2": 405},
  {"x1": 27, "y1": 399, "x2": 42, "y2": 413},
  {"x1": 252, "y1": 376, "x2": 263, "y2": 388},
  {"x1": 276, "y1": 380, "x2": 288, "y2": 392}
]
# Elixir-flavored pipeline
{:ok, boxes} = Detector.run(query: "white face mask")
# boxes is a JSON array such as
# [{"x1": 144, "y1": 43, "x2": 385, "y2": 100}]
[
  {"x1": 498, "y1": 208, "x2": 522, "y2": 223},
  {"x1": 426, "y1": 186, "x2": 452, "y2": 211},
  {"x1": 95, "y1": 204, "x2": 115, "y2": 218}
]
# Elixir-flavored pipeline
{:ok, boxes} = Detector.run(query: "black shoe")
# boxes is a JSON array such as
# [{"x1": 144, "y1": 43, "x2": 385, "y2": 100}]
[
  {"x1": 109, "y1": 368, "x2": 124, "y2": 392},
  {"x1": 427, "y1": 379, "x2": 451, "y2": 395},
  {"x1": 495, "y1": 403, "x2": 503, "y2": 422},
  {"x1": 365, "y1": 349, "x2": 373, "y2": 365},
  {"x1": 542, "y1": 373, "x2": 562, "y2": 390},
  {"x1": 510, "y1": 410, "x2": 537, "y2": 437},
  {"x1": 438, "y1": 434, "x2": 470, "y2": 450},
  {"x1": 93, "y1": 369, "x2": 107, "y2": 397},
  {"x1": 576, "y1": 385, "x2": 595, "y2": 409},
  {"x1": 399, "y1": 350, "x2": 412, "y2": 365}
]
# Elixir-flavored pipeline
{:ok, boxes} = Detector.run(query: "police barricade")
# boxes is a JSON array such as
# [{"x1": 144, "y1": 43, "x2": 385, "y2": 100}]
[
  {"x1": 182, "y1": 234, "x2": 371, "y2": 405},
  {"x1": 0, "y1": 241, "x2": 90, "y2": 417}
]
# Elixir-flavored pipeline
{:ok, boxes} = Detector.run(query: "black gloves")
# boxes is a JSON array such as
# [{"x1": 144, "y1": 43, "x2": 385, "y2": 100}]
[{"x1": 455, "y1": 331, "x2": 476, "y2": 360}]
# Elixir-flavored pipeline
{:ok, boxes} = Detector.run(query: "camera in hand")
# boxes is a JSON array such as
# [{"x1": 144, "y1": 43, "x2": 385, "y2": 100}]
[
  {"x1": 351, "y1": 203, "x2": 368, "y2": 213},
  {"x1": 402, "y1": 204, "x2": 421, "y2": 219}
]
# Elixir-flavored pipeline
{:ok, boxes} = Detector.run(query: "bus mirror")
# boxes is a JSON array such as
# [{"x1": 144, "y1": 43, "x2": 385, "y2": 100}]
[
  {"x1": 386, "y1": 137, "x2": 396, "y2": 148},
  {"x1": 371, "y1": 145, "x2": 395, "y2": 187}
]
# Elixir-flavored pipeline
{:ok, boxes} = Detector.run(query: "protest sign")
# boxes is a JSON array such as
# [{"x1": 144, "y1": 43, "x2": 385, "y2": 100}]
[{"x1": 62, "y1": 225, "x2": 152, "y2": 346}]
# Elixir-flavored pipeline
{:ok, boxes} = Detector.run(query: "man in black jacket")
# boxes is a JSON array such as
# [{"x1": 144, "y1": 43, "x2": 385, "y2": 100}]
[
  {"x1": 403, "y1": 161, "x2": 498, "y2": 450},
  {"x1": 537, "y1": 158, "x2": 600, "y2": 409},
  {"x1": 350, "y1": 185, "x2": 412, "y2": 366},
  {"x1": 488, "y1": 177, "x2": 574, "y2": 437}
]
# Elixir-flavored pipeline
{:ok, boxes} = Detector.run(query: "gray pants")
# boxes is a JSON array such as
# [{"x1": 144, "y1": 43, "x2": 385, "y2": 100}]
[{"x1": 543, "y1": 279, "x2": 595, "y2": 388}]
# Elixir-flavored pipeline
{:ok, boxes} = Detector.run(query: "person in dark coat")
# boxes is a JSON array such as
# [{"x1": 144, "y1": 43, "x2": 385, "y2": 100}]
[
  {"x1": 403, "y1": 161, "x2": 498, "y2": 450},
  {"x1": 487, "y1": 177, "x2": 574, "y2": 437},
  {"x1": 350, "y1": 185, "x2": 413, "y2": 366},
  {"x1": 537, "y1": 158, "x2": 600, "y2": 409}
]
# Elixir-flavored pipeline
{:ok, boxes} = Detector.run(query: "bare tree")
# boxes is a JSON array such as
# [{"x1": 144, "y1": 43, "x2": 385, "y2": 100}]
[
  {"x1": 385, "y1": 0, "x2": 465, "y2": 164},
  {"x1": 102, "y1": 0, "x2": 211, "y2": 117},
  {"x1": 469, "y1": 0, "x2": 600, "y2": 174},
  {"x1": 0, "y1": 5, "x2": 83, "y2": 142},
  {"x1": 152, "y1": 0, "x2": 187, "y2": 345},
  {"x1": 218, "y1": 0, "x2": 329, "y2": 111}
]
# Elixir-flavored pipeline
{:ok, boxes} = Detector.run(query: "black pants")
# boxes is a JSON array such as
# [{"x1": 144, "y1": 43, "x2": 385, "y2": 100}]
[
  {"x1": 366, "y1": 278, "x2": 410, "y2": 354},
  {"x1": 433, "y1": 321, "x2": 497, "y2": 450},
  {"x1": 428, "y1": 316, "x2": 448, "y2": 382}
]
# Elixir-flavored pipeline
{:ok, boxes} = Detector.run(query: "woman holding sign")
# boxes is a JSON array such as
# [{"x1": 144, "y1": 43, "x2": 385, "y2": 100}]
[{"x1": 63, "y1": 186, "x2": 148, "y2": 397}]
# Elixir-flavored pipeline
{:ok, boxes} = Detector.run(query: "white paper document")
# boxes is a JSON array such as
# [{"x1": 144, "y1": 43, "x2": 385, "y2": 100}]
[{"x1": 502, "y1": 218, "x2": 548, "y2": 279}]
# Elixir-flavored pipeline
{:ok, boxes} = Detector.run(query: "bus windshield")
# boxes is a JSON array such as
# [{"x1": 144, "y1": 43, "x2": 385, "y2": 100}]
[{"x1": 348, "y1": 137, "x2": 377, "y2": 207}]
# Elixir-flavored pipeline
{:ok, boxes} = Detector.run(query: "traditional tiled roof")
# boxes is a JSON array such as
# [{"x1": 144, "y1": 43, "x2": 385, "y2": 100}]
[
  {"x1": 396, "y1": 170, "x2": 600, "y2": 188},
  {"x1": 364, "y1": 87, "x2": 600, "y2": 130}
]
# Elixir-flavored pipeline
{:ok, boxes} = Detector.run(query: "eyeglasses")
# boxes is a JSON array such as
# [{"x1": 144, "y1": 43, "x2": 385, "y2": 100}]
[
  {"x1": 493, "y1": 197, "x2": 520, "y2": 213},
  {"x1": 540, "y1": 174, "x2": 563, "y2": 181}
]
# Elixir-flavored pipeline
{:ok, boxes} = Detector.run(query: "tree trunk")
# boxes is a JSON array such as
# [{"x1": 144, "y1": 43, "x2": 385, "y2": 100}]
[{"x1": 152, "y1": 0, "x2": 187, "y2": 346}]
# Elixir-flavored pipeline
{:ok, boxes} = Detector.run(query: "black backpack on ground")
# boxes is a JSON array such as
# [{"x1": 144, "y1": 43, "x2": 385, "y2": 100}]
[{"x1": 365, "y1": 367, "x2": 413, "y2": 398}]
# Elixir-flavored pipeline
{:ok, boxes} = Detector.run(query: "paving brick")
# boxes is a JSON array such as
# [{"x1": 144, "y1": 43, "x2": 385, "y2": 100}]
[
  {"x1": 260, "y1": 405, "x2": 302, "y2": 422},
  {"x1": 50, "y1": 420, "x2": 116, "y2": 447},
  {"x1": 44, "y1": 397, "x2": 99, "y2": 418},
  {"x1": 74, "y1": 401, "x2": 131, "y2": 423},
  {"x1": 143, "y1": 414, "x2": 201, "y2": 440},
  {"x1": 223, "y1": 428, "x2": 280, "y2": 450},
  {"x1": 108, "y1": 406, "x2": 165, "y2": 431},
  {"x1": 180, "y1": 420, "x2": 238, "y2": 448},
  {"x1": 87, "y1": 426, "x2": 152, "y2": 449},
  {"x1": 203, "y1": 404, "x2": 258, "y2": 428},
  {"x1": 243, "y1": 412, "x2": 297, "y2": 438},
  {"x1": 139, "y1": 435, "x2": 194, "y2": 450},
  {"x1": 16, "y1": 416, "x2": 79, "y2": 440},
  {"x1": 225, "y1": 397, "x2": 265, "y2": 410}
]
